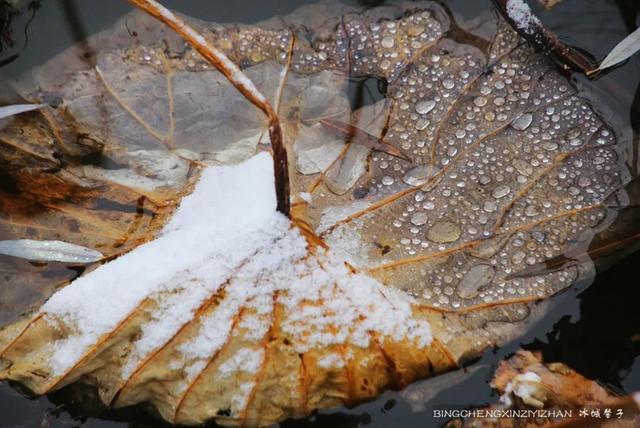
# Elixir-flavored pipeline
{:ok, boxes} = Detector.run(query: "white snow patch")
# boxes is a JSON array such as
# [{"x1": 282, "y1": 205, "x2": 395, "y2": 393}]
[
  {"x1": 324, "y1": 222, "x2": 373, "y2": 268},
  {"x1": 506, "y1": 0, "x2": 541, "y2": 35},
  {"x1": 500, "y1": 371, "x2": 544, "y2": 408},
  {"x1": 231, "y1": 381, "x2": 256, "y2": 411},
  {"x1": 41, "y1": 152, "x2": 432, "y2": 380},
  {"x1": 43, "y1": 153, "x2": 277, "y2": 375},
  {"x1": 317, "y1": 352, "x2": 345, "y2": 369},
  {"x1": 218, "y1": 348, "x2": 264, "y2": 376}
]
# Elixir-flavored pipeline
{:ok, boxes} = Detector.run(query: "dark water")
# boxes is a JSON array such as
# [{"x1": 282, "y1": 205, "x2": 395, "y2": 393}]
[{"x1": 0, "y1": 1, "x2": 639, "y2": 427}]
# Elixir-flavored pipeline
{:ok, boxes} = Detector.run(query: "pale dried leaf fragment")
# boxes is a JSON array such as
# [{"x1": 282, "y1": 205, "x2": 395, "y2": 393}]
[
  {"x1": 597, "y1": 27, "x2": 640, "y2": 72},
  {"x1": 0, "y1": 239, "x2": 103, "y2": 264},
  {"x1": 0, "y1": 103, "x2": 45, "y2": 120}
]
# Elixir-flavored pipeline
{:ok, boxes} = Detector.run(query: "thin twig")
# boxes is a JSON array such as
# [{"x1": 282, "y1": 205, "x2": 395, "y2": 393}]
[
  {"x1": 491, "y1": 0, "x2": 598, "y2": 76},
  {"x1": 127, "y1": 0, "x2": 290, "y2": 216}
]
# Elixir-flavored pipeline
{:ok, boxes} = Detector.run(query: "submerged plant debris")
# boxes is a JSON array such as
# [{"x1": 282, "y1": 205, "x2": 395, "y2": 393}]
[
  {"x1": 446, "y1": 350, "x2": 640, "y2": 427},
  {"x1": 0, "y1": 0, "x2": 637, "y2": 426}
]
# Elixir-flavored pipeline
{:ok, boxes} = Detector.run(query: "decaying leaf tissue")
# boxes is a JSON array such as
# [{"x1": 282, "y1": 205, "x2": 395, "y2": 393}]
[{"x1": 0, "y1": 0, "x2": 638, "y2": 427}]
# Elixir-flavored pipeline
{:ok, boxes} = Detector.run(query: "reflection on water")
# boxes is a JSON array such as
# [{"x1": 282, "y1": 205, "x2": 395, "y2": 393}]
[{"x1": 0, "y1": 0, "x2": 638, "y2": 427}]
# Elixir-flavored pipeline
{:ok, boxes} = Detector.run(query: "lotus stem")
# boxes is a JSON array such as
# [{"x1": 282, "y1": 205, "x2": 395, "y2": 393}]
[{"x1": 127, "y1": 0, "x2": 291, "y2": 216}]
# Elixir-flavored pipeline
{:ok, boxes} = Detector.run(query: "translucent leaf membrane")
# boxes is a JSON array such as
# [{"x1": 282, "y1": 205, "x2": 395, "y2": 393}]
[{"x1": 0, "y1": 1, "x2": 635, "y2": 427}]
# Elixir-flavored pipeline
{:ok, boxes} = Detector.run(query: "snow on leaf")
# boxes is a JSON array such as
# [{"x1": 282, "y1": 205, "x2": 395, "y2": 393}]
[
  {"x1": 506, "y1": 0, "x2": 541, "y2": 36},
  {"x1": 0, "y1": 1, "x2": 636, "y2": 427}
]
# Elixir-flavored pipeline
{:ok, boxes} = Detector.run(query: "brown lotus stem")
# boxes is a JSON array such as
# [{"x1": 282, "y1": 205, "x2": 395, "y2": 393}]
[
  {"x1": 127, "y1": 0, "x2": 290, "y2": 216},
  {"x1": 491, "y1": 0, "x2": 598, "y2": 76}
]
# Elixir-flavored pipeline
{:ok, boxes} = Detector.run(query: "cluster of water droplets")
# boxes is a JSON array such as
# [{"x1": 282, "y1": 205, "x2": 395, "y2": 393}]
[
  {"x1": 284, "y1": 9, "x2": 622, "y2": 310},
  {"x1": 123, "y1": 5, "x2": 624, "y2": 312}
]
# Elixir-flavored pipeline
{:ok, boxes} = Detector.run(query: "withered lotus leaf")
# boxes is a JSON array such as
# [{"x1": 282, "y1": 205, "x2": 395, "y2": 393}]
[{"x1": 0, "y1": 1, "x2": 635, "y2": 426}]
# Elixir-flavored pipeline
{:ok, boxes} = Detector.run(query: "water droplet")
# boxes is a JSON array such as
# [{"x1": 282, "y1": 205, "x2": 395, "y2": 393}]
[
  {"x1": 457, "y1": 265, "x2": 495, "y2": 299},
  {"x1": 402, "y1": 165, "x2": 438, "y2": 186},
  {"x1": 566, "y1": 127, "x2": 582, "y2": 139},
  {"x1": 578, "y1": 176, "x2": 591, "y2": 187},
  {"x1": 442, "y1": 79, "x2": 455, "y2": 89},
  {"x1": 475, "y1": 174, "x2": 490, "y2": 185},
  {"x1": 525, "y1": 205, "x2": 539, "y2": 217},
  {"x1": 381, "y1": 176, "x2": 394, "y2": 186},
  {"x1": 474, "y1": 96, "x2": 487, "y2": 107},
  {"x1": 542, "y1": 142, "x2": 558, "y2": 151},
  {"x1": 410, "y1": 212, "x2": 428, "y2": 226},
  {"x1": 423, "y1": 201, "x2": 435, "y2": 210},
  {"x1": 511, "y1": 113, "x2": 533, "y2": 131},
  {"x1": 569, "y1": 138, "x2": 583, "y2": 147},
  {"x1": 427, "y1": 221, "x2": 461, "y2": 243},
  {"x1": 531, "y1": 231, "x2": 546, "y2": 243},
  {"x1": 483, "y1": 201, "x2": 497, "y2": 212},
  {"x1": 513, "y1": 159, "x2": 533, "y2": 176},
  {"x1": 407, "y1": 25, "x2": 425, "y2": 37},
  {"x1": 492, "y1": 184, "x2": 511, "y2": 199},
  {"x1": 511, "y1": 251, "x2": 526, "y2": 264},
  {"x1": 415, "y1": 118, "x2": 430, "y2": 130},
  {"x1": 381, "y1": 36, "x2": 395, "y2": 49},
  {"x1": 415, "y1": 99, "x2": 436, "y2": 114}
]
